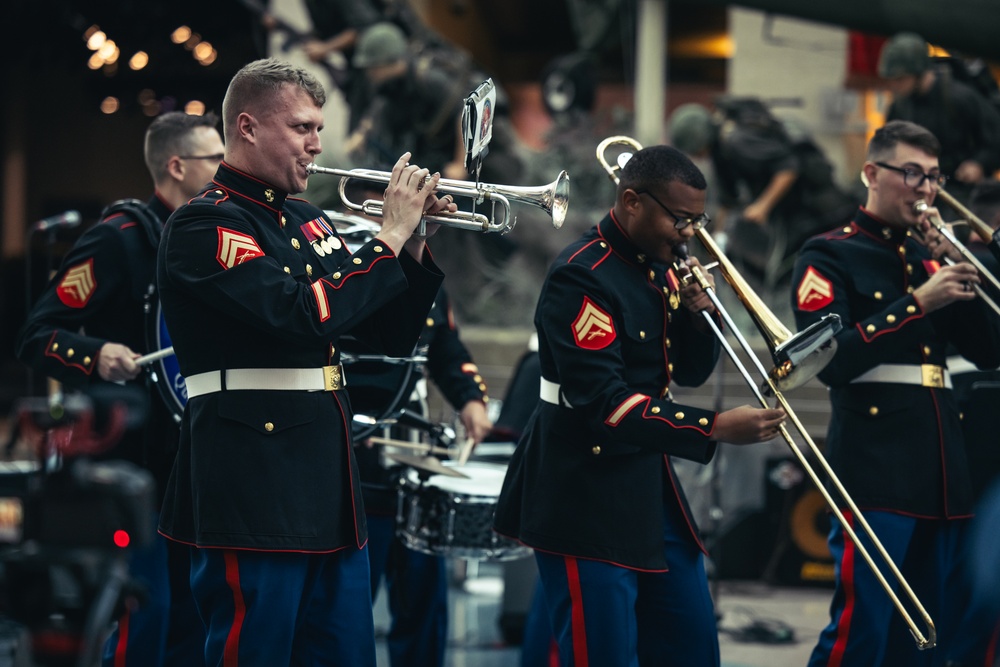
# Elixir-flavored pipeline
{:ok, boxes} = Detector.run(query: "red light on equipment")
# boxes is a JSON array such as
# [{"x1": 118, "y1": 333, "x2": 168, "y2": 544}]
[{"x1": 113, "y1": 530, "x2": 130, "y2": 548}]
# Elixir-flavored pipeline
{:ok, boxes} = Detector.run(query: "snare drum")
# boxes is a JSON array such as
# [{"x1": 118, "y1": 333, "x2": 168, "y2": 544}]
[{"x1": 396, "y1": 462, "x2": 530, "y2": 561}]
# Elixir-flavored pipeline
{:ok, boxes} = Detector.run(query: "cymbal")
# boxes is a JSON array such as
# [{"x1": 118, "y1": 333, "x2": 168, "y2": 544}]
[{"x1": 386, "y1": 453, "x2": 470, "y2": 479}]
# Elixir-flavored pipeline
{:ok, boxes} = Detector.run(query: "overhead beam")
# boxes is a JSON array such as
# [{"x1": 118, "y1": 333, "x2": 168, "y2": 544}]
[{"x1": 673, "y1": 0, "x2": 1000, "y2": 61}]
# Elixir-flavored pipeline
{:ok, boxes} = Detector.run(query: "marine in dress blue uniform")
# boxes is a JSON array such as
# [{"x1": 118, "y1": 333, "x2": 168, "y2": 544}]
[
  {"x1": 791, "y1": 121, "x2": 1000, "y2": 667},
  {"x1": 156, "y1": 58, "x2": 450, "y2": 665},
  {"x1": 16, "y1": 111, "x2": 221, "y2": 667},
  {"x1": 494, "y1": 145, "x2": 785, "y2": 667},
  {"x1": 359, "y1": 288, "x2": 490, "y2": 667}
]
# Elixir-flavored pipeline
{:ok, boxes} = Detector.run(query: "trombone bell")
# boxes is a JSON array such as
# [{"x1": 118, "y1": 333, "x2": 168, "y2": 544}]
[{"x1": 770, "y1": 314, "x2": 841, "y2": 392}]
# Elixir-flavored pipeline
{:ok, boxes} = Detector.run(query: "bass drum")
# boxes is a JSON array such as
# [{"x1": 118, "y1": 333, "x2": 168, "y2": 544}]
[{"x1": 144, "y1": 299, "x2": 187, "y2": 424}]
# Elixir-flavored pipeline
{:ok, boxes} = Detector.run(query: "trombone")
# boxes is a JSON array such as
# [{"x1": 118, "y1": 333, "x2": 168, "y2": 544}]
[
  {"x1": 306, "y1": 164, "x2": 570, "y2": 236},
  {"x1": 597, "y1": 136, "x2": 937, "y2": 650},
  {"x1": 914, "y1": 194, "x2": 1000, "y2": 318}
]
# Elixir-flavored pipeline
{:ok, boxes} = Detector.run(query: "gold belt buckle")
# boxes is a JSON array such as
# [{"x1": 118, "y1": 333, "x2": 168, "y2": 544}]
[
  {"x1": 323, "y1": 364, "x2": 344, "y2": 391},
  {"x1": 920, "y1": 364, "x2": 944, "y2": 388}
]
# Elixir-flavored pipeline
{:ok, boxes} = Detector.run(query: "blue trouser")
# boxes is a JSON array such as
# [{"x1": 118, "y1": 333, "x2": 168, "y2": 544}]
[
  {"x1": 367, "y1": 513, "x2": 448, "y2": 667},
  {"x1": 534, "y1": 505, "x2": 719, "y2": 667},
  {"x1": 102, "y1": 516, "x2": 205, "y2": 667},
  {"x1": 950, "y1": 481, "x2": 1000, "y2": 667},
  {"x1": 189, "y1": 545, "x2": 376, "y2": 666},
  {"x1": 521, "y1": 578, "x2": 557, "y2": 667},
  {"x1": 809, "y1": 510, "x2": 968, "y2": 667}
]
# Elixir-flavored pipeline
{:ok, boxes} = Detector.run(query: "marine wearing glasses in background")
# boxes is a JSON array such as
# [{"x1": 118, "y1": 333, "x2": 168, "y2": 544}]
[
  {"x1": 791, "y1": 119, "x2": 1000, "y2": 666},
  {"x1": 16, "y1": 111, "x2": 223, "y2": 667}
]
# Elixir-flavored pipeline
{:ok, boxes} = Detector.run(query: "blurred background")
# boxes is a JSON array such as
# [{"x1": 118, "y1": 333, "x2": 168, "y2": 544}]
[
  {"x1": 4, "y1": 0, "x2": 1000, "y2": 404},
  {"x1": 2, "y1": 1, "x2": 1000, "y2": 663}
]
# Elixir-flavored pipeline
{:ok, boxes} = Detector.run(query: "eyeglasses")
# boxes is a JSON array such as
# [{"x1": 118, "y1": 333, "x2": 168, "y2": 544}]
[
  {"x1": 179, "y1": 153, "x2": 225, "y2": 162},
  {"x1": 636, "y1": 190, "x2": 711, "y2": 231},
  {"x1": 874, "y1": 162, "x2": 947, "y2": 189}
]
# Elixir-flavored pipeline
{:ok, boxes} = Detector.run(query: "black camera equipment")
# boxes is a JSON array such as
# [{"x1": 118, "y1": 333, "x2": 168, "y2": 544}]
[{"x1": 0, "y1": 389, "x2": 155, "y2": 666}]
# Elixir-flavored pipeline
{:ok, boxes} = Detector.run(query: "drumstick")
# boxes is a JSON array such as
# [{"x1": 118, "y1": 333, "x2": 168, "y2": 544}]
[
  {"x1": 135, "y1": 346, "x2": 174, "y2": 366},
  {"x1": 368, "y1": 436, "x2": 455, "y2": 458},
  {"x1": 456, "y1": 436, "x2": 475, "y2": 466}
]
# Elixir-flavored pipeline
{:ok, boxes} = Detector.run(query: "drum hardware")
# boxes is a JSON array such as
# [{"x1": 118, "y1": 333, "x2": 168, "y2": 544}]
[
  {"x1": 913, "y1": 198, "x2": 1000, "y2": 318},
  {"x1": 135, "y1": 347, "x2": 174, "y2": 367},
  {"x1": 598, "y1": 135, "x2": 937, "y2": 650},
  {"x1": 386, "y1": 453, "x2": 470, "y2": 479},
  {"x1": 340, "y1": 353, "x2": 428, "y2": 365},
  {"x1": 306, "y1": 163, "x2": 570, "y2": 236}
]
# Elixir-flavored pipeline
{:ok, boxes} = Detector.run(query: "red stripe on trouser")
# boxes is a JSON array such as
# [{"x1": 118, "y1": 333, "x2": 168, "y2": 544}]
[
  {"x1": 114, "y1": 610, "x2": 130, "y2": 667},
  {"x1": 564, "y1": 556, "x2": 589, "y2": 667},
  {"x1": 828, "y1": 511, "x2": 857, "y2": 667},
  {"x1": 985, "y1": 619, "x2": 1000, "y2": 667},
  {"x1": 223, "y1": 550, "x2": 247, "y2": 667}
]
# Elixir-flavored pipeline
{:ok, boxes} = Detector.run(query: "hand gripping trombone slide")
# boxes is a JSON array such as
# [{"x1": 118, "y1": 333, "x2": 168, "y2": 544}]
[
  {"x1": 597, "y1": 135, "x2": 937, "y2": 649},
  {"x1": 913, "y1": 197, "x2": 1000, "y2": 318}
]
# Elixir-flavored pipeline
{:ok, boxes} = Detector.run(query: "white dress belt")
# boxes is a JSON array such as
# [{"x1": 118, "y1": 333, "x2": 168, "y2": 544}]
[
  {"x1": 944, "y1": 355, "x2": 1000, "y2": 376},
  {"x1": 185, "y1": 365, "x2": 346, "y2": 398},
  {"x1": 539, "y1": 378, "x2": 573, "y2": 408},
  {"x1": 850, "y1": 363, "x2": 951, "y2": 389}
]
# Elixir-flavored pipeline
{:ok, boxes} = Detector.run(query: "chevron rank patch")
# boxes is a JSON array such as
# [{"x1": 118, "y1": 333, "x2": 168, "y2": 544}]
[
  {"x1": 56, "y1": 259, "x2": 96, "y2": 308},
  {"x1": 572, "y1": 296, "x2": 616, "y2": 350},
  {"x1": 217, "y1": 228, "x2": 264, "y2": 269},
  {"x1": 797, "y1": 266, "x2": 834, "y2": 312}
]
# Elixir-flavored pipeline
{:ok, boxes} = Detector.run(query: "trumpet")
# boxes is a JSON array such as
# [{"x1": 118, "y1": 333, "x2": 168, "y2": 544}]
[
  {"x1": 597, "y1": 136, "x2": 937, "y2": 650},
  {"x1": 914, "y1": 196, "x2": 1000, "y2": 318},
  {"x1": 306, "y1": 164, "x2": 570, "y2": 235}
]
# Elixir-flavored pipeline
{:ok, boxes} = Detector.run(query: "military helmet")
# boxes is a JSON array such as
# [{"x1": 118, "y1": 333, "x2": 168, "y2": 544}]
[
  {"x1": 878, "y1": 33, "x2": 931, "y2": 78},
  {"x1": 669, "y1": 104, "x2": 714, "y2": 156},
  {"x1": 354, "y1": 22, "x2": 408, "y2": 68}
]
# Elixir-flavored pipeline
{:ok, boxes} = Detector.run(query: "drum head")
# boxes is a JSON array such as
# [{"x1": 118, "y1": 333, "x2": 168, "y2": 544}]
[
  {"x1": 406, "y1": 462, "x2": 507, "y2": 497},
  {"x1": 145, "y1": 301, "x2": 186, "y2": 423}
]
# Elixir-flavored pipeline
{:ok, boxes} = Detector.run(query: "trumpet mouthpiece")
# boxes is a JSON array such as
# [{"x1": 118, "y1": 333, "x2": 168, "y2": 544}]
[
  {"x1": 672, "y1": 242, "x2": 690, "y2": 261},
  {"x1": 913, "y1": 199, "x2": 928, "y2": 213}
]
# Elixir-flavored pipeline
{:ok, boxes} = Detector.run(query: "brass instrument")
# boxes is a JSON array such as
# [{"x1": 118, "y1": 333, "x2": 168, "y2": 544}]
[
  {"x1": 597, "y1": 136, "x2": 937, "y2": 650},
  {"x1": 914, "y1": 197, "x2": 1000, "y2": 317},
  {"x1": 306, "y1": 163, "x2": 570, "y2": 235},
  {"x1": 596, "y1": 135, "x2": 642, "y2": 184},
  {"x1": 937, "y1": 186, "x2": 999, "y2": 248}
]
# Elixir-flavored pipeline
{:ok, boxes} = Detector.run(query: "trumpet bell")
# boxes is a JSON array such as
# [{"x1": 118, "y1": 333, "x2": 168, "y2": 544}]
[{"x1": 495, "y1": 170, "x2": 571, "y2": 229}]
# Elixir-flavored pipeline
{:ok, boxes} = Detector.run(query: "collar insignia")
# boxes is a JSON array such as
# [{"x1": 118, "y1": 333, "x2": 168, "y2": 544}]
[{"x1": 264, "y1": 188, "x2": 275, "y2": 203}]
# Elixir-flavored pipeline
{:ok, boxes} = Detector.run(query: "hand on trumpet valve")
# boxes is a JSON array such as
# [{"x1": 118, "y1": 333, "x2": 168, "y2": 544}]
[
  {"x1": 714, "y1": 405, "x2": 787, "y2": 445},
  {"x1": 379, "y1": 153, "x2": 454, "y2": 253},
  {"x1": 913, "y1": 262, "x2": 980, "y2": 312}
]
